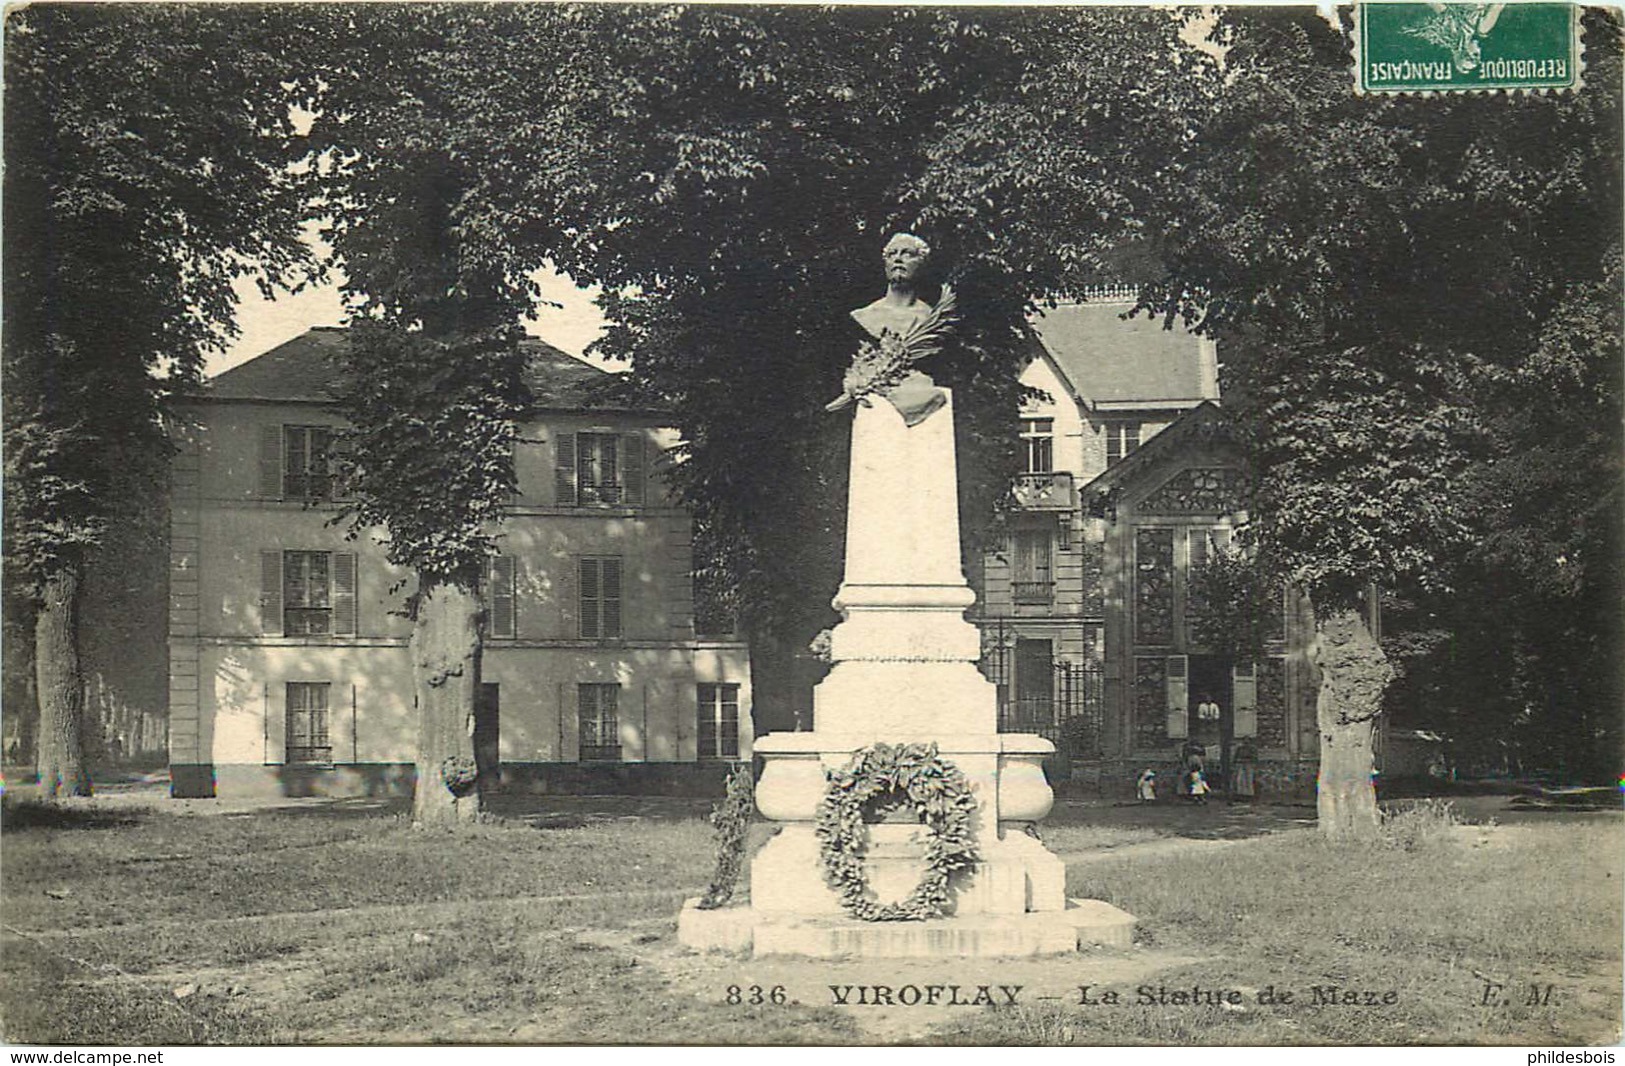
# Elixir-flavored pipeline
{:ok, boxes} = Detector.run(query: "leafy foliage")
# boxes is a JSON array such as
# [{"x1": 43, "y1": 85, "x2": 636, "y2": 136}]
[
  {"x1": 697, "y1": 762, "x2": 755, "y2": 910},
  {"x1": 1138, "y1": 8, "x2": 1622, "y2": 615},
  {"x1": 1187, "y1": 543, "x2": 1278, "y2": 662},
  {"x1": 570, "y1": 8, "x2": 1198, "y2": 690},
  {"x1": 3, "y1": 4, "x2": 313, "y2": 592},
  {"x1": 336, "y1": 324, "x2": 529, "y2": 590},
  {"x1": 814, "y1": 743, "x2": 979, "y2": 922}
]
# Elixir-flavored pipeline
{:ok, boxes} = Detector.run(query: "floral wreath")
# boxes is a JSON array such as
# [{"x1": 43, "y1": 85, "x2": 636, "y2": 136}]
[{"x1": 813, "y1": 742, "x2": 980, "y2": 922}]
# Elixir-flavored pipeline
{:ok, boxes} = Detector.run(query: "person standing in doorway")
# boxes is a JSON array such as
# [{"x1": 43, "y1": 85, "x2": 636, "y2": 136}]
[{"x1": 1193, "y1": 692, "x2": 1223, "y2": 795}]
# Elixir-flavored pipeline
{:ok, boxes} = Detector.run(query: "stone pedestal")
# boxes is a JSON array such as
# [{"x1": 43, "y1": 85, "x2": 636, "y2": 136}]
[{"x1": 678, "y1": 390, "x2": 1134, "y2": 957}]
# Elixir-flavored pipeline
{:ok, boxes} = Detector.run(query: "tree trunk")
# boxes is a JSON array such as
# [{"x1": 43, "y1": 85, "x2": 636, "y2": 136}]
[
  {"x1": 35, "y1": 567, "x2": 91, "y2": 799},
  {"x1": 411, "y1": 578, "x2": 483, "y2": 827},
  {"x1": 1310, "y1": 607, "x2": 1393, "y2": 841}
]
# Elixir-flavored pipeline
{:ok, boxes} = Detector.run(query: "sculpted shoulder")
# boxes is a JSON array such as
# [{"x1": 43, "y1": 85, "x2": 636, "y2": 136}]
[{"x1": 851, "y1": 297, "x2": 931, "y2": 341}]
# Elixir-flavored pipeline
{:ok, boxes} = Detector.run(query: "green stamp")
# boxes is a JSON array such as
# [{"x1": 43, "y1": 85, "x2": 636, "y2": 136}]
[{"x1": 1356, "y1": 3, "x2": 1580, "y2": 93}]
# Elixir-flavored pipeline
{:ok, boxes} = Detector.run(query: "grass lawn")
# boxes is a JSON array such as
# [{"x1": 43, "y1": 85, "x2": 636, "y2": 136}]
[{"x1": 1, "y1": 795, "x2": 1618, "y2": 1046}]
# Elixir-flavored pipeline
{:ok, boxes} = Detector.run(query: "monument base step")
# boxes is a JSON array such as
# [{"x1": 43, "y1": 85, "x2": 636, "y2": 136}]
[{"x1": 677, "y1": 897, "x2": 1135, "y2": 958}]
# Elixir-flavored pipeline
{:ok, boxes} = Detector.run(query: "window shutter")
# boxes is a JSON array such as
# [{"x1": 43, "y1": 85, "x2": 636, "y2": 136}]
[
  {"x1": 1189, "y1": 530, "x2": 1209, "y2": 572},
  {"x1": 331, "y1": 552, "x2": 357, "y2": 636},
  {"x1": 259, "y1": 425, "x2": 283, "y2": 499},
  {"x1": 602, "y1": 557, "x2": 622, "y2": 638},
  {"x1": 622, "y1": 433, "x2": 646, "y2": 506},
  {"x1": 1165, "y1": 654, "x2": 1188, "y2": 739},
  {"x1": 554, "y1": 432, "x2": 578, "y2": 506},
  {"x1": 260, "y1": 550, "x2": 283, "y2": 635},
  {"x1": 579, "y1": 557, "x2": 600, "y2": 639},
  {"x1": 1233, "y1": 661, "x2": 1258, "y2": 738},
  {"x1": 489, "y1": 556, "x2": 516, "y2": 639}
]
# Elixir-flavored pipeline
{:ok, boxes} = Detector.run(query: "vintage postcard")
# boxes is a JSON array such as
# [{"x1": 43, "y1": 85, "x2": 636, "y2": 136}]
[{"x1": 2, "y1": 1, "x2": 1620, "y2": 1053}]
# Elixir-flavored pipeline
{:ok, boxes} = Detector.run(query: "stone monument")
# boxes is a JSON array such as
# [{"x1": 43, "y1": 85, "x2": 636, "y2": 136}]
[{"x1": 679, "y1": 234, "x2": 1134, "y2": 957}]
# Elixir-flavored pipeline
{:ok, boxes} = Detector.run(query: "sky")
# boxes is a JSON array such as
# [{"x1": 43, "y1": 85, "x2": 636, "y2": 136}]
[{"x1": 211, "y1": 264, "x2": 614, "y2": 378}]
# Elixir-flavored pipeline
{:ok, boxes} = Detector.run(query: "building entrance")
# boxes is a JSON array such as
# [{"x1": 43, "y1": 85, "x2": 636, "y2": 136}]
[{"x1": 1187, "y1": 656, "x2": 1233, "y2": 794}]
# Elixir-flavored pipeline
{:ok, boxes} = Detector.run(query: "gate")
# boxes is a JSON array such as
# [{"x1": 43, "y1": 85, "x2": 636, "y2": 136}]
[{"x1": 978, "y1": 626, "x2": 1105, "y2": 758}]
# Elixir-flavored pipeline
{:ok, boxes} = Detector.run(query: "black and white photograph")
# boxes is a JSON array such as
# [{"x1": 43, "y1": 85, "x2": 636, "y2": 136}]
[{"x1": 2, "y1": 1, "x2": 1620, "y2": 1050}]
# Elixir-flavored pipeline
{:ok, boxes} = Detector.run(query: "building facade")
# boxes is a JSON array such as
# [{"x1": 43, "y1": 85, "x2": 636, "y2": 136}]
[
  {"x1": 167, "y1": 328, "x2": 751, "y2": 798},
  {"x1": 977, "y1": 296, "x2": 1319, "y2": 798}
]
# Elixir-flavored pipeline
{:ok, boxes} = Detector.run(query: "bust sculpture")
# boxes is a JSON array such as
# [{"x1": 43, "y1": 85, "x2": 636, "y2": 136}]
[
  {"x1": 851, "y1": 233, "x2": 936, "y2": 339},
  {"x1": 826, "y1": 233, "x2": 955, "y2": 426}
]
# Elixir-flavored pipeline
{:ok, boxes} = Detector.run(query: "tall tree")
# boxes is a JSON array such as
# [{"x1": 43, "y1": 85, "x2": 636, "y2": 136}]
[
  {"x1": 3, "y1": 6, "x2": 311, "y2": 797},
  {"x1": 300, "y1": 5, "x2": 617, "y2": 824},
  {"x1": 1144, "y1": 8, "x2": 1622, "y2": 836},
  {"x1": 898, "y1": 5, "x2": 1620, "y2": 836}
]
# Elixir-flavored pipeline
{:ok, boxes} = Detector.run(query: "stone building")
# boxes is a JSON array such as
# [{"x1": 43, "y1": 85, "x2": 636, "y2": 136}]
[
  {"x1": 166, "y1": 328, "x2": 750, "y2": 798},
  {"x1": 977, "y1": 294, "x2": 1319, "y2": 798}
]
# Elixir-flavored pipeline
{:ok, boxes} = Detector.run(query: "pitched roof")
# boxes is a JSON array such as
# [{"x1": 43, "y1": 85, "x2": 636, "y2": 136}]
[
  {"x1": 1031, "y1": 301, "x2": 1215, "y2": 408},
  {"x1": 203, "y1": 326, "x2": 647, "y2": 411},
  {"x1": 1079, "y1": 400, "x2": 1239, "y2": 499}
]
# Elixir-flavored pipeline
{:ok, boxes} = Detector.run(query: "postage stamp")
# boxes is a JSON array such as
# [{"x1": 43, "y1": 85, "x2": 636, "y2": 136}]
[{"x1": 1356, "y1": 2, "x2": 1582, "y2": 93}]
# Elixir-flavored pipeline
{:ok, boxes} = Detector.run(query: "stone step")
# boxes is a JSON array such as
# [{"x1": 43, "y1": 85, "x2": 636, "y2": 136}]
[{"x1": 678, "y1": 897, "x2": 1135, "y2": 959}]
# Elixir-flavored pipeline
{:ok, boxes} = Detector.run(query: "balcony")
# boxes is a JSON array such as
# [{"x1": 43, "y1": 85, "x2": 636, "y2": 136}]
[
  {"x1": 1013, "y1": 471, "x2": 1075, "y2": 511},
  {"x1": 1012, "y1": 581, "x2": 1055, "y2": 606}
]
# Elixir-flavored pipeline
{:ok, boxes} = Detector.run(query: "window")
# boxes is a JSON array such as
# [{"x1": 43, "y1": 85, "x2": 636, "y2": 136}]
[
  {"x1": 579, "y1": 556, "x2": 623, "y2": 639},
  {"x1": 578, "y1": 683, "x2": 621, "y2": 761},
  {"x1": 286, "y1": 682, "x2": 332, "y2": 765},
  {"x1": 697, "y1": 683, "x2": 741, "y2": 760},
  {"x1": 1020, "y1": 418, "x2": 1054, "y2": 474},
  {"x1": 1105, "y1": 420, "x2": 1141, "y2": 467},
  {"x1": 1012, "y1": 528, "x2": 1053, "y2": 605},
  {"x1": 485, "y1": 556, "x2": 516, "y2": 639},
  {"x1": 260, "y1": 425, "x2": 339, "y2": 502},
  {"x1": 555, "y1": 431, "x2": 646, "y2": 507},
  {"x1": 260, "y1": 550, "x2": 357, "y2": 636},
  {"x1": 283, "y1": 551, "x2": 330, "y2": 634}
]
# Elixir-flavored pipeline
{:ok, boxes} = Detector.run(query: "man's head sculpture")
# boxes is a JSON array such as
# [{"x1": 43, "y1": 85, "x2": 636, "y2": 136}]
[{"x1": 882, "y1": 233, "x2": 932, "y2": 289}]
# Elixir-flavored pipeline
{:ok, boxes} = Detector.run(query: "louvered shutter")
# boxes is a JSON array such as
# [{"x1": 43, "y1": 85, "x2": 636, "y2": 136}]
[
  {"x1": 1233, "y1": 661, "x2": 1258, "y2": 738},
  {"x1": 332, "y1": 552, "x2": 357, "y2": 636},
  {"x1": 1165, "y1": 655, "x2": 1189, "y2": 739},
  {"x1": 260, "y1": 550, "x2": 283, "y2": 635},
  {"x1": 622, "y1": 434, "x2": 646, "y2": 506},
  {"x1": 259, "y1": 425, "x2": 283, "y2": 499},
  {"x1": 489, "y1": 556, "x2": 516, "y2": 638},
  {"x1": 602, "y1": 558, "x2": 622, "y2": 638},
  {"x1": 554, "y1": 432, "x2": 578, "y2": 506},
  {"x1": 579, "y1": 557, "x2": 600, "y2": 638}
]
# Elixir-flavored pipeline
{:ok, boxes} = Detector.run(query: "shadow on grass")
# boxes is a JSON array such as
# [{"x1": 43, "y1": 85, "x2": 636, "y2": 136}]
[{"x1": 1, "y1": 799, "x2": 143, "y2": 833}]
